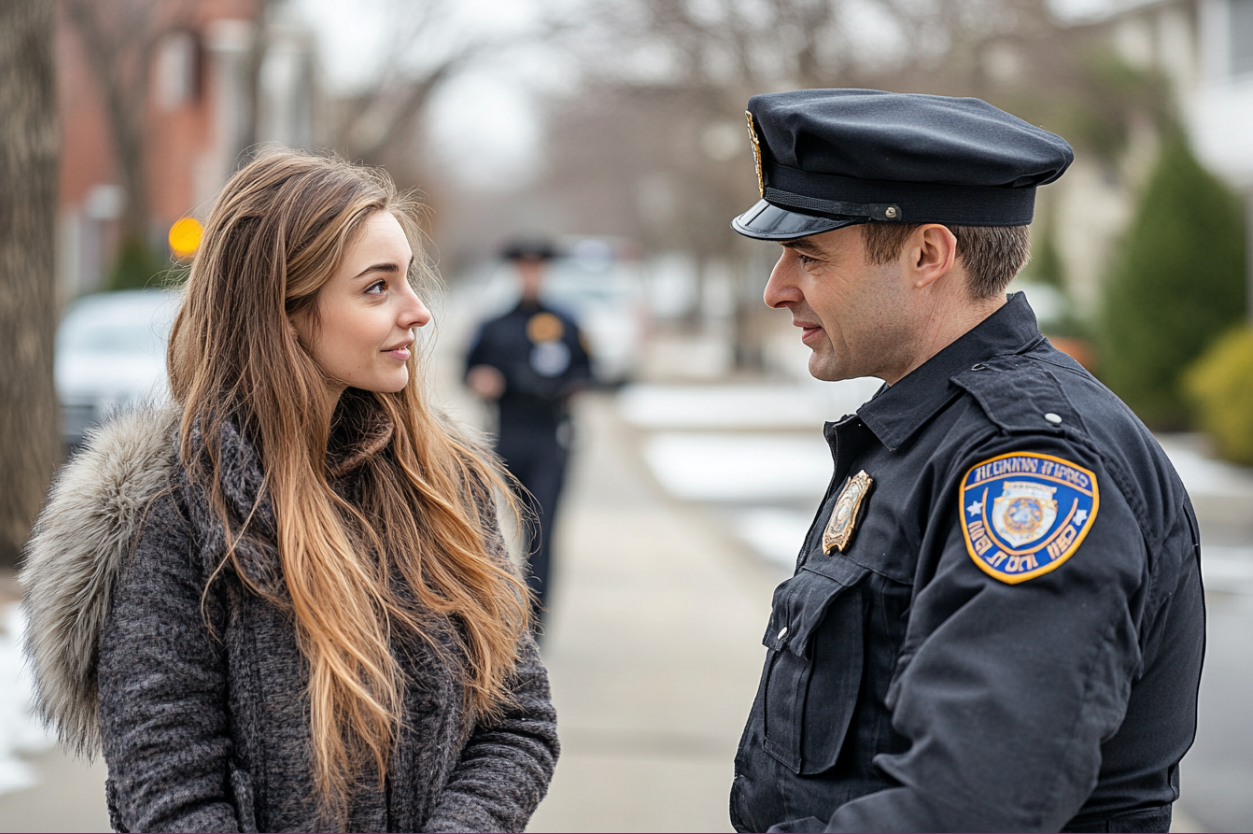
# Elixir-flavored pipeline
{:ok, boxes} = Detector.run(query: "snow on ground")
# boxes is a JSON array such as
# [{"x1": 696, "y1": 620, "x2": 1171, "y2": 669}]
[
  {"x1": 619, "y1": 379, "x2": 882, "y2": 430},
  {"x1": 732, "y1": 508, "x2": 814, "y2": 568},
  {"x1": 1156, "y1": 436, "x2": 1253, "y2": 500},
  {"x1": 642, "y1": 433, "x2": 831, "y2": 502},
  {"x1": 0, "y1": 604, "x2": 54, "y2": 797},
  {"x1": 622, "y1": 383, "x2": 1253, "y2": 591}
]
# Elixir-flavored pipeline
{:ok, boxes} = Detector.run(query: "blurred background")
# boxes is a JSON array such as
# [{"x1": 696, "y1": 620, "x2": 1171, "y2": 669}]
[{"x1": 1, "y1": 0, "x2": 1251, "y2": 830}]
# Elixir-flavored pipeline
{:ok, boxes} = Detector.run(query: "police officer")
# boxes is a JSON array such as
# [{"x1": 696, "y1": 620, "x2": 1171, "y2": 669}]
[
  {"x1": 728, "y1": 89, "x2": 1204, "y2": 832},
  {"x1": 465, "y1": 239, "x2": 592, "y2": 625}
]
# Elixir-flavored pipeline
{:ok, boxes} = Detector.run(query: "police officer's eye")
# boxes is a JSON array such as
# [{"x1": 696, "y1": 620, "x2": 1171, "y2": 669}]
[{"x1": 797, "y1": 253, "x2": 818, "y2": 266}]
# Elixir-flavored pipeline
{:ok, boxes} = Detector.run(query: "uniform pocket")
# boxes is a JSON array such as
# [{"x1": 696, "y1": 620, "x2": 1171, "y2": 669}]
[{"x1": 761, "y1": 558, "x2": 869, "y2": 775}]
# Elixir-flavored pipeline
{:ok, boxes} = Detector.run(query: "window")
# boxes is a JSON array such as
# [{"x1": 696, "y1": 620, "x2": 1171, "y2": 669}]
[
  {"x1": 155, "y1": 31, "x2": 198, "y2": 110},
  {"x1": 1233, "y1": 0, "x2": 1253, "y2": 77}
]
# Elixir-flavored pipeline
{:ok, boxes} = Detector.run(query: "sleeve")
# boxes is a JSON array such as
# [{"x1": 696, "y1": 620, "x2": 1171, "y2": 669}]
[
  {"x1": 465, "y1": 323, "x2": 496, "y2": 374},
  {"x1": 424, "y1": 632, "x2": 560, "y2": 833},
  {"x1": 813, "y1": 437, "x2": 1147, "y2": 833},
  {"x1": 562, "y1": 319, "x2": 594, "y2": 395},
  {"x1": 97, "y1": 492, "x2": 241, "y2": 833}
]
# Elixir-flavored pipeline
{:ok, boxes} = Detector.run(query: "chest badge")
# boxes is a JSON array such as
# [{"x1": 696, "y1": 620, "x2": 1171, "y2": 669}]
[
  {"x1": 823, "y1": 470, "x2": 873, "y2": 554},
  {"x1": 960, "y1": 452, "x2": 1099, "y2": 584}
]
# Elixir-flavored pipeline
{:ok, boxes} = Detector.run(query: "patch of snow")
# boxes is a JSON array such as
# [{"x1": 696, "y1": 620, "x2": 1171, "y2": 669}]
[
  {"x1": 1157, "y1": 438, "x2": 1253, "y2": 500},
  {"x1": 733, "y1": 508, "x2": 814, "y2": 567},
  {"x1": 0, "y1": 604, "x2": 54, "y2": 796},
  {"x1": 619, "y1": 380, "x2": 882, "y2": 431},
  {"x1": 642, "y1": 433, "x2": 832, "y2": 501}
]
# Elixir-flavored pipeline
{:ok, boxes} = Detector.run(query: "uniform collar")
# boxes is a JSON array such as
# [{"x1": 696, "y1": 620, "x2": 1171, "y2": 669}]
[{"x1": 857, "y1": 292, "x2": 1044, "y2": 451}]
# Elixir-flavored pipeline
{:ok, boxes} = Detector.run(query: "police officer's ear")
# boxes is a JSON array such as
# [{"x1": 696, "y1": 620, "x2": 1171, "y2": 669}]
[{"x1": 908, "y1": 223, "x2": 959, "y2": 291}]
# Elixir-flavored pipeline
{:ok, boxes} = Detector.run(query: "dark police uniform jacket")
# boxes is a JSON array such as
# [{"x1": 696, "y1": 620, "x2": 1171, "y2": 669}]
[
  {"x1": 465, "y1": 300, "x2": 591, "y2": 435},
  {"x1": 731, "y1": 293, "x2": 1205, "y2": 833}
]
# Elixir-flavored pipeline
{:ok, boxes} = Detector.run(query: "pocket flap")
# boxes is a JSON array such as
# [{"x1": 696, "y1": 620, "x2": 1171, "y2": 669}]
[{"x1": 763, "y1": 558, "x2": 869, "y2": 659}]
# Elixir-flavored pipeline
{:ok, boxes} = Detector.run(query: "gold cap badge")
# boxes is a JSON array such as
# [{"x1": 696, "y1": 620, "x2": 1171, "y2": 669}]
[
  {"x1": 823, "y1": 470, "x2": 874, "y2": 554},
  {"x1": 745, "y1": 110, "x2": 764, "y2": 198}
]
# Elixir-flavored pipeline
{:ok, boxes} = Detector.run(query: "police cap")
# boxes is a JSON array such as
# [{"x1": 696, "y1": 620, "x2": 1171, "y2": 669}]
[
  {"x1": 732, "y1": 88, "x2": 1074, "y2": 241},
  {"x1": 501, "y1": 237, "x2": 558, "y2": 261}
]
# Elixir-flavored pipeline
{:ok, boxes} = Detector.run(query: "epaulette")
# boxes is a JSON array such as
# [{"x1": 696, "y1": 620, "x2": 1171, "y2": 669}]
[{"x1": 952, "y1": 354, "x2": 1086, "y2": 438}]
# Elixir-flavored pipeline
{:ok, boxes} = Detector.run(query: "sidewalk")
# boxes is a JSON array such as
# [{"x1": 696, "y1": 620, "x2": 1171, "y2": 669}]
[{"x1": 526, "y1": 392, "x2": 782, "y2": 832}]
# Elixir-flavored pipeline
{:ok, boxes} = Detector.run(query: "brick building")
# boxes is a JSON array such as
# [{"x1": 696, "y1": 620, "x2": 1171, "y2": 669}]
[{"x1": 56, "y1": 0, "x2": 316, "y2": 299}]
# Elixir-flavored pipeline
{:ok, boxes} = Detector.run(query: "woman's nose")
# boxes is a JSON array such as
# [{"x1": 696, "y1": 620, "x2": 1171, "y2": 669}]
[{"x1": 402, "y1": 286, "x2": 432, "y2": 329}]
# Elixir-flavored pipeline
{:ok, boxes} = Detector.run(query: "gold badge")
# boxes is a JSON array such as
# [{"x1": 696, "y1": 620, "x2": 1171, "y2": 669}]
[
  {"x1": 526, "y1": 312, "x2": 564, "y2": 343},
  {"x1": 745, "y1": 110, "x2": 764, "y2": 198},
  {"x1": 823, "y1": 470, "x2": 873, "y2": 554}
]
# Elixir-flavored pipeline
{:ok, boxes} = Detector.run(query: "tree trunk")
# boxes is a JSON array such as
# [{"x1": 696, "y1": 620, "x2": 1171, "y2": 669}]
[{"x1": 0, "y1": 0, "x2": 60, "y2": 568}]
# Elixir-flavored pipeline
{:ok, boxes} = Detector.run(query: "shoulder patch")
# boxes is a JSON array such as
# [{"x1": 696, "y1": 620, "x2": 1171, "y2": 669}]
[{"x1": 959, "y1": 452, "x2": 1099, "y2": 584}]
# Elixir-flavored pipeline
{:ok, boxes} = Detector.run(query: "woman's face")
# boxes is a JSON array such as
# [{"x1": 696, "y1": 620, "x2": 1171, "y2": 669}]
[{"x1": 292, "y1": 211, "x2": 431, "y2": 409}]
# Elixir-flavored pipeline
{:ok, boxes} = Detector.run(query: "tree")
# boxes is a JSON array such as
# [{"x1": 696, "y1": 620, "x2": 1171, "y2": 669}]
[
  {"x1": 538, "y1": 0, "x2": 1079, "y2": 367},
  {"x1": 0, "y1": 0, "x2": 60, "y2": 568},
  {"x1": 62, "y1": 0, "x2": 197, "y2": 272},
  {"x1": 1098, "y1": 135, "x2": 1247, "y2": 429}
]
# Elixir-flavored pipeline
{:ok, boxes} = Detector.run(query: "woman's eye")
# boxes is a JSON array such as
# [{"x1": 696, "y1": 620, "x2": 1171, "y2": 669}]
[{"x1": 366, "y1": 279, "x2": 386, "y2": 295}]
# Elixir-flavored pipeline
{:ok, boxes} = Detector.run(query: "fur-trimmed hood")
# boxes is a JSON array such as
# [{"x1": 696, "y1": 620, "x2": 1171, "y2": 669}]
[{"x1": 20, "y1": 403, "x2": 181, "y2": 758}]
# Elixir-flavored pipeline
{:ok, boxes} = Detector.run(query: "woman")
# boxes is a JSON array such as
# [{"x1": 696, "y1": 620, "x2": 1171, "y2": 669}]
[{"x1": 21, "y1": 150, "x2": 559, "y2": 832}]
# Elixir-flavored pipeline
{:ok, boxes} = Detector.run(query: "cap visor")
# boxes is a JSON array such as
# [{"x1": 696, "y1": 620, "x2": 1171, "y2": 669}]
[{"x1": 731, "y1": 199, "x2": 863, "y2": 241}]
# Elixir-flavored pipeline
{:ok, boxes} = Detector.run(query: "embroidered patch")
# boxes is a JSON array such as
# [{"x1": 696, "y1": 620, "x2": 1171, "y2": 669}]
[{"x1": 960, "y1": 452, "x2": 1098, "y2": 584}]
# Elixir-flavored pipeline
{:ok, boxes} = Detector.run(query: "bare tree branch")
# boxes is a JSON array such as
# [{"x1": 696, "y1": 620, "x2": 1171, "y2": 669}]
[{"x1": 62, "y1": 0, "x2": 197, "y2": 244}]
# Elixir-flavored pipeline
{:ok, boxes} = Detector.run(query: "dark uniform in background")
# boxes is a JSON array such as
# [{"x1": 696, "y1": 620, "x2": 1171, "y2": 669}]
[
  {"x1": 465, "y1": 240, "x2": 591, "y2": 624},
  {"x1": 728, "y1": 90, "x2": 1205, "y2": 832}
]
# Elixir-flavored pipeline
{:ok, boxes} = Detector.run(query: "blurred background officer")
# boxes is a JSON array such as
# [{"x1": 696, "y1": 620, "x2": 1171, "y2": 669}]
[
  {"x1": 728, "y1": 90, "x2": 1204, "y2": 833},
  {"x1": 465, "y1": 239, "x2": 592, "y2": 627}
]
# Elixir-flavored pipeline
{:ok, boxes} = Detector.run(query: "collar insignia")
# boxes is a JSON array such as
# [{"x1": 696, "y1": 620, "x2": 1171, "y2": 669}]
[
  {"x1": 960, "y1": 452, "x2": 1099, "y2": 584},
  {"x1": 745, "y1": 110, "x2": 764, "y2": 198},
  {"x1": 823, "y1": 470, "x2": 873, "y2": 554}
]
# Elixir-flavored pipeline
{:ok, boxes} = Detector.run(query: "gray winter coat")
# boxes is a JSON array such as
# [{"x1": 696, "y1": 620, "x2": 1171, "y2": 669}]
[{"x1": 21, "y1": 400, "x2": 559, "y2": 832}]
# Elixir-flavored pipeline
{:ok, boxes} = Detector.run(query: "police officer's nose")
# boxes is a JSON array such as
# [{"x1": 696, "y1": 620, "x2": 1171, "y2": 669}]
[{"x1": 764, "y1": 251, "x2": 802, "y2": 309}]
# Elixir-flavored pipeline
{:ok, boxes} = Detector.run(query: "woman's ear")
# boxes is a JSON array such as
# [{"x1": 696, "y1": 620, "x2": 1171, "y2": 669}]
[
  {"x1": 288, "y1": 311, "x2": 316, "y2": 354},
  {"x1": 911, "y1": 224, "x2": 958, "y2": 289}
]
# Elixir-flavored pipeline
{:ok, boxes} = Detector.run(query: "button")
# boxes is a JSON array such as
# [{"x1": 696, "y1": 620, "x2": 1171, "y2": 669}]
[
  {"x1": 885, "y1": 206, "x2": 899, "y2": 219},
  {"x1": 777, "y1": 626, "x2": 789, "y2": 640},
  {"x1": 1044, "y1": 413, "x2": 1063, "y2": 425}
]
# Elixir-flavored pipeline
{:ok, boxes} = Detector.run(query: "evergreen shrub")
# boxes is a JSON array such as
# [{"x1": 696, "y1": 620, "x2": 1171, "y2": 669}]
[
  {"x1": 106, "y1": 235, "x2": 166, "y2": 291},
  {"x1": 1097, "y1": 136, "x2": 1246, "y2": 428}
]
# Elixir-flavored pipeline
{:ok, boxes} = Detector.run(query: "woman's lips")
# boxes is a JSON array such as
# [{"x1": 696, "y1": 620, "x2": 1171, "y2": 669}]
[{"x1": 384, "y1": 346, "x2": 411, "y2": 360}]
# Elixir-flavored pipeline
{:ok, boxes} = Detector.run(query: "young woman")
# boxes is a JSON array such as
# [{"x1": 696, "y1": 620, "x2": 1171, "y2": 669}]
[{"x1": 22, "y1": 150, "x2": 559, "y2": 832}]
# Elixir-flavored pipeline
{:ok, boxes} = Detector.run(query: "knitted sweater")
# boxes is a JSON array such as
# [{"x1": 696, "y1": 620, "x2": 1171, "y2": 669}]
[{"x1": 21, "y1": 398, "x2": 559, "y2": 832}]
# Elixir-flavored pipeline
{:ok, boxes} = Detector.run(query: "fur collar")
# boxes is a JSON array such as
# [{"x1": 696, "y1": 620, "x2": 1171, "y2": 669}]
[{"x1": 20, "y1": 402, "x2": 180, "y2": 758}]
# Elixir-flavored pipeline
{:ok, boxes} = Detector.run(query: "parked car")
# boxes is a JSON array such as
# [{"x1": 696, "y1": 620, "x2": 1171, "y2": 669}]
[{"x1": 56, "y1": 289, "x2": 180, "y2": 449}]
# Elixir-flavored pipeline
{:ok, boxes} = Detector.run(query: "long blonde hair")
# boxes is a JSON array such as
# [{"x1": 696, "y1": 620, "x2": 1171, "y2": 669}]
[{"x1": 167, "y1": 149, "x2": 530, "y2": 814}]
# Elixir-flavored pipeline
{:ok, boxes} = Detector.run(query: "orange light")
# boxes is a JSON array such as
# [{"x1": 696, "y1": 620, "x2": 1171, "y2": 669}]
[{"x1": 169, "y1": 217, "x2": 203, "y2": 259}]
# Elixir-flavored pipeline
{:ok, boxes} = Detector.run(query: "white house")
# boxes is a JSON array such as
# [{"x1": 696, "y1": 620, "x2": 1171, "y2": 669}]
[{"x1": 1095, "y1": 0, "x2": 1253, "y2": 315}]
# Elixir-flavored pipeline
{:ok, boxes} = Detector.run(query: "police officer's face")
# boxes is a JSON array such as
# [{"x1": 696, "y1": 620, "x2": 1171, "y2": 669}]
[
  {"x1": 292, "y1": 211, "x2": 432, "y2": 412},
  {"x1": 764, "y1": 225, "x2": 912, "y2": 383}
]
